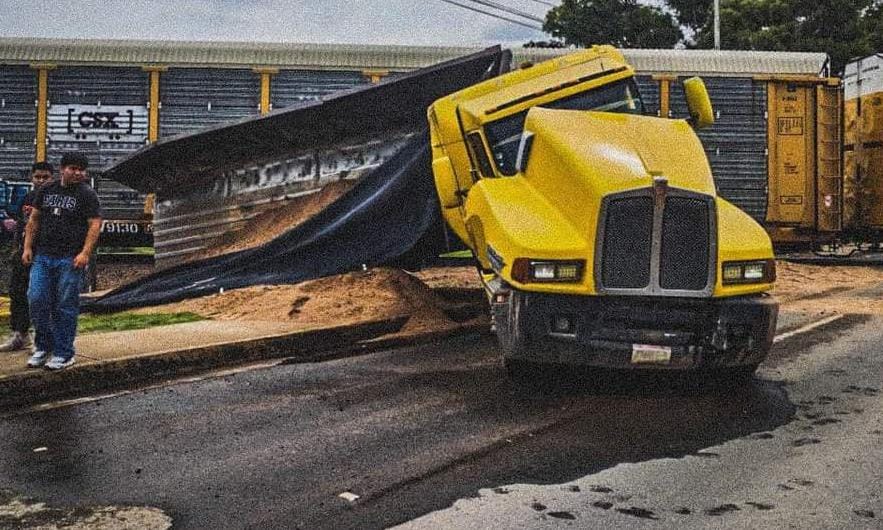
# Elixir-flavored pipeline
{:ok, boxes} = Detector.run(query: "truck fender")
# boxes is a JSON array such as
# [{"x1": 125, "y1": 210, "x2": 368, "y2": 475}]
[{"x1": 432, "y1": 155, "x2": 462, "y2": 208}]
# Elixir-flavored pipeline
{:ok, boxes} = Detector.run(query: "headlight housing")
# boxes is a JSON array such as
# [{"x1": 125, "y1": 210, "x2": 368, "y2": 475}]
[
  {"x1": 722, "y1": 259, "x2": 776, "y2": 285},
  {"x1": 511, "y1": 259, "x2": 584, "y2": 283}
]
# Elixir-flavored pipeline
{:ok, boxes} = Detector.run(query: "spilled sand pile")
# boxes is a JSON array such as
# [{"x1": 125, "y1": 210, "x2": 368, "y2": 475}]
[
  {"x1": 120, "y1": 258, "x2": 883, "y2": 340},
  {"x1": 191, "y1": 180, "x2": 357, "y2": 261},
  {"x1": 135, "y1": 267, "x2": 483, "y2": 336},
  {"x1": 95, "y1": 181, "x2": 357, "y2": 292}
]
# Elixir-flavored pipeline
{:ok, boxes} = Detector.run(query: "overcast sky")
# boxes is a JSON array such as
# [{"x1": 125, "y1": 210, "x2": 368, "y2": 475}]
[{"x1": 0, "y1": 0, "x2": 554, "y2": 47}]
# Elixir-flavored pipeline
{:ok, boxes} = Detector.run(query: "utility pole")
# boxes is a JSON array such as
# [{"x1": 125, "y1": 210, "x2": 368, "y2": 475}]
[{"x1": 714, "y1": 0, "x2": 721, "y2": 49}]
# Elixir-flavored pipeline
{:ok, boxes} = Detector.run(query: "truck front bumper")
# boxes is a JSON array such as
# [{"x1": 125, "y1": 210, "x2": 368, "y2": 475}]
[{"x1": 493, "y1": 292, "x2": 778, "y2": 370}]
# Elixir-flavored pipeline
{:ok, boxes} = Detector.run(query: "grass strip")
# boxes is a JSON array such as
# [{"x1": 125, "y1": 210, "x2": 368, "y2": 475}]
[{"x1": 78, "y1": 312, "x2": 205, "y2": 334}]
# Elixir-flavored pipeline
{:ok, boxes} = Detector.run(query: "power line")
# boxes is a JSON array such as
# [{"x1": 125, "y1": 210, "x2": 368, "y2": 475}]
[
  {"x1": 437, "y1": 0, "x2": 544, "y2": 30},
  {"x1": 525, "y1": 0, "x2": 558, "y2": 6},
  {"x1": 463, "y1": 0, "x2": 545, "y2": 23}
]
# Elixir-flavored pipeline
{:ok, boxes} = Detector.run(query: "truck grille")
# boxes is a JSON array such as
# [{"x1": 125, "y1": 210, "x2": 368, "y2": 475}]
[
  {"x1": 660, "y1": 197, "x2": 711, "y2": 290},
  {"x1": 601, "y1": 197, "x2": 653, "y2": 288},
  {"x1": 596, "y1": 182, "x2": 716, "y2": 296}
]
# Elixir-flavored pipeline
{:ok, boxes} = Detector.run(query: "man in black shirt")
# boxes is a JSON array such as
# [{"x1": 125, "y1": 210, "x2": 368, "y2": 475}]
[
  {"x1": 0, "y1": 162, "x2": 53, "y2": 352},
  {"x1": 22, "y1": 152, "x2": 101, "y2": 370}
]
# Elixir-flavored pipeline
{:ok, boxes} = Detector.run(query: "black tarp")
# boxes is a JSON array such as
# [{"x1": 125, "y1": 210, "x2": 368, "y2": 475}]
[
  {"x1": 85, "y1": 131, "x2": 442, "y2": 312},
  {"x1": 86, "y1": 47, "x2": 509, "y2": 312},
  {"x1": 103, "y1": 47, "x2": 508, "y2": 195}
]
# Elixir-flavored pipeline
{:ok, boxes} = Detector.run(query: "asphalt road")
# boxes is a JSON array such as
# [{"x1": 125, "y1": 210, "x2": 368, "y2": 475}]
[{"x1": 0, "y1": 313, "x2": 880, "y2": 529}]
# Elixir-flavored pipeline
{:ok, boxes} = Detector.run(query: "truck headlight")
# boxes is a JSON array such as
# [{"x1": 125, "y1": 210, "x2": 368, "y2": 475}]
[
  {"x1": 511, "y1": 259, "x2": 584, "y2": 283},
  {"x1": 722, "y1": 259, "x2": 776, "y2": 285}
]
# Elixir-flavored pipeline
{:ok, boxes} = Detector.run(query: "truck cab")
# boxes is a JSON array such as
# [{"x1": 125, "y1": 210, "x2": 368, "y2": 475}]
[{"x1": 428, "y1": 46, "x2": 778, "y2": 379}]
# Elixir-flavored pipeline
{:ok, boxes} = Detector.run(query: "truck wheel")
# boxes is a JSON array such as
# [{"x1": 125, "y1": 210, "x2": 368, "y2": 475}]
[
  {"x1": 497, "y1": 290, "x2": 529, "y2": 357},
  {"x1": 498, "y1": 291, "x2": 562, "y2": 387}
]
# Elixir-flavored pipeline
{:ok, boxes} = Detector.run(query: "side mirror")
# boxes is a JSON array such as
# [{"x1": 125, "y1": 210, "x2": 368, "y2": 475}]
[
  {"x1": 432, "y1": 156, "x2": 463, "y2": 208},
  {"x1": 683, "y1": 77, "x2": 714, "y2": 129}
]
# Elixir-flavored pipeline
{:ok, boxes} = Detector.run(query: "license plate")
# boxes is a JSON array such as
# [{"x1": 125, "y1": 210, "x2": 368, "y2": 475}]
[{"x1": 631, "y1": 344, "x2": 672, "y2": 364}]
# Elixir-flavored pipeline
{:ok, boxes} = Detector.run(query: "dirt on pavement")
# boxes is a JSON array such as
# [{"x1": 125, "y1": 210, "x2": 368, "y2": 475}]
[
  {"x1": 772, "y1": 261, "x2": 883, "y2": 315},
  {"x1": 120, "y1": 260, "x2": 883, "y2": 339},
  {"x1": 132, "y1": 266, "x2": 483, "y2": 336}
]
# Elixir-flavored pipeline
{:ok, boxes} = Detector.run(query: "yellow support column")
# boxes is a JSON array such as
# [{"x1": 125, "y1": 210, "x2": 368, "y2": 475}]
[
  {"x1": 253, "y1": 68, "x2": 278, "y2": 115},
  {"x1": 142, "y1": 66, "x2": 166, "y2": 219},
  {"x1": 653, "y1": 75, "x2": 676, "y2": 118},
  {"x1": 363, "y1": 69, "x2": 389, "y2": 84},
  {"x1": 142, "y1": 66, "x2": 166, "y2": 144},
  {"x1": 31, "y1": 64, "x2": 54, "y2": 163}
]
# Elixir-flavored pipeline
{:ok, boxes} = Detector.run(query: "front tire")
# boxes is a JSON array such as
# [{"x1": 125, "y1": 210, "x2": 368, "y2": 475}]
[{"x1": 497, "y1": 290, "x2": 529, "y2": 358}]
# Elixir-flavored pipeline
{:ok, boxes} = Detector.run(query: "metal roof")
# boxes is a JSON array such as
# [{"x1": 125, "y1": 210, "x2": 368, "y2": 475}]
[
  {"x1": 0, "y1": 37, "x2": 829, "y2": 76},
  {"x1": 0, "y1": 37, "x2": 479, "y2": 70},
  {"x1": 624, "y1": 48, "x2": 829, "y2": 76},
  {"x1": 844, "y1": 53, "x2": 883, "y2": 99},
  {"x1": 515, "y1": 48, "x2": 830, "y2": 76}
]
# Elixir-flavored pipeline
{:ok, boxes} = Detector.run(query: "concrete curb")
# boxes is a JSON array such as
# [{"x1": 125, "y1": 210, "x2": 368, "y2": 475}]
[{"x1": 0, "y1": 317, "x2": 415, "y2": 410}]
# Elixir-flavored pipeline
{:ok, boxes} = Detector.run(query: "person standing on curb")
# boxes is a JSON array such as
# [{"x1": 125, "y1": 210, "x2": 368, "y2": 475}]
[
  {"x1": 0, "y1": 162, "x2": 53, "y2": 352},
  {"x1": 22, "y1": 152, "x2": 101, "y2": 370}
]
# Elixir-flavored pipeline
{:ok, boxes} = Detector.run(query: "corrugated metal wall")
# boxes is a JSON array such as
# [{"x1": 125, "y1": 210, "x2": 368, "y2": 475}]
[
  {"x1": 634, "y1": 75, "x2": 659, "y2": 117},
  {"x1": 0, "y1": 57, "x2": 813, "y2": 228},
  {"x1": 47, "y1": 66, "x2": 149, "y2": 220},
  {"x1": 671, "y1": 77, "x2": 769, "y2": 222},
  {"x1": 272, "y1": 70, "x2": 368, "y2": 110},
  {"x1": 160, "y1": 68, "x2": 259, "y2": 138},
  {"x1": 0, "y1": 65, "x2": 35, "y2": 180}
]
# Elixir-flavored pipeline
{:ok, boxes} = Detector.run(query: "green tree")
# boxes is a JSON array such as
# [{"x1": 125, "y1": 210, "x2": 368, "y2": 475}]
[
  {"x1": 540, "y1": 0, "x2": 881, "y2": 74},
  {"x1": 543, "y1": 0, "x2": 683, "y2": 48},
  {"x1": 689, "y1": 0, "x2": 872, "y2": 72},
  {"x1": 691, "y1": 0, "x2": 797, "y2": 50},
  {"x1": 666, "y1": 0, "x2": 713, "y2": 31},
  {"x1": 862, "y1": 0, "x2": 883, "y2": 52}
]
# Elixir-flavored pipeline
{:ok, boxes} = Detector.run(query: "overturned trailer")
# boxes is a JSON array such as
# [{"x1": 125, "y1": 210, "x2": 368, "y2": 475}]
[
  {"x1": 88, "y1": 47, "x2": 506, "y2": 311},
  {"x1": 103, "y1": 46, "x2": 507, "y2": 269}
]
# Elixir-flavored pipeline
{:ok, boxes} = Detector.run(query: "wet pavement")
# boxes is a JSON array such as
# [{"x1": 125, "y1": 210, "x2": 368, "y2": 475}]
[
  {"x1": 1, "y1": 310, "x2": 878, "y2": 529},
  {"x1": 400, "y1": 316, "x2": 883, "y2": 529}
]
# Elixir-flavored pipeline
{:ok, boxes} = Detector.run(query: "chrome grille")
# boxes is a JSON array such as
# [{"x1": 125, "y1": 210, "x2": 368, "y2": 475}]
[
  {"x1": 660, "y1": 197, "x2": 711, "y2": 290},
  {"x1": 601, "y1": 196, "x2": 653, "y2": 288},
  {"x1": 596, "y1": 181, "x2": 716, "y2": 297}
]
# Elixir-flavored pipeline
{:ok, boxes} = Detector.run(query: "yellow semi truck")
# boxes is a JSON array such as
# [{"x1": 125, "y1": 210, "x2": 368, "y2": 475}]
[{"x1": 428, "y1": 46, "x2": 778, "y2": 380}]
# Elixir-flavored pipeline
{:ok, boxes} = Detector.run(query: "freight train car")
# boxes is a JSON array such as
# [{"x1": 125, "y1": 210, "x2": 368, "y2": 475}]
[
  {"x1": 0, "y1": 38, "x2": 862, "y2": 258},
  {"x1": 844, "y1": 53, "x2": 883, "y2": 239}
]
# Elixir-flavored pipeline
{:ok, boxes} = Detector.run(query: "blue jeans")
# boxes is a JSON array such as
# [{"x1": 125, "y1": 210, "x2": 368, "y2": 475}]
[{"x1": 28, "y1": 254, "x2": 83, "y2": 361}]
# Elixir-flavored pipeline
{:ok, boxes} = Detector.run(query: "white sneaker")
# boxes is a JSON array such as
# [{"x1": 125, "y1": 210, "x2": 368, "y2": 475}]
[
  {"x1": 27, "y1": 350, "x2": 50, "y2": 368},
  {"x1": 45, "y1": 356, "x2": 75, "y2": 371},
  {"x1": 0, "y1": 332, "x2": 31, "y2": 352}
]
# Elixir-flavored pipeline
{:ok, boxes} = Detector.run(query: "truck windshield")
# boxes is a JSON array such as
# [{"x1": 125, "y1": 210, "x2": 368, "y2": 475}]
[{"x1": 484, "y1": 78, "x2": 644, "y2": 176}]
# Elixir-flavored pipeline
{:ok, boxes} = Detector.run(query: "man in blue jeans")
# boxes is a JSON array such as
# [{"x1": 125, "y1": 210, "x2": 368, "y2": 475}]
[{"x1": 22, "y1": 152, "x2": 102, "y2": 370}]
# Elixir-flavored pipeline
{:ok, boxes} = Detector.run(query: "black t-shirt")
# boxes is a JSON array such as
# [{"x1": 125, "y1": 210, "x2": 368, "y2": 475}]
[{"x1": 33, "y1": 181, "x2": 102, "y2": 257}]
